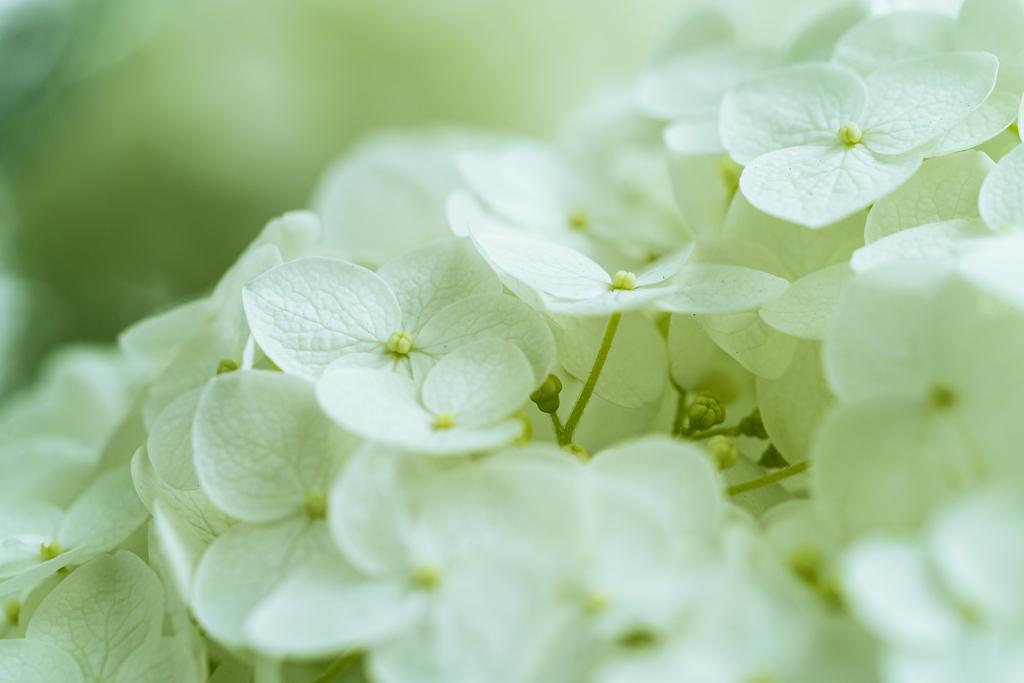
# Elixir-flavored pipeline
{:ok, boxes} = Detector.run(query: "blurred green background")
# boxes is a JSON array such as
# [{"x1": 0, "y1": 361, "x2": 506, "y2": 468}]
[{"x1": 0, "y1": 0, "x2": 685, "y2": 390}]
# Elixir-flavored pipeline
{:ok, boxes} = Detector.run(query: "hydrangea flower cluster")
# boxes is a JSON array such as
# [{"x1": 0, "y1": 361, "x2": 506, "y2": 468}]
[{"x1": 4, "y1": 1, "x2": 1024, "y2": 681}]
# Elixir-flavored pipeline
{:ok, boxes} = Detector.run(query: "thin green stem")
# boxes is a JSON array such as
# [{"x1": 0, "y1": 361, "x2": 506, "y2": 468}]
[
  {"x1": 670, "y1": 380, "x2": 687, "y2": 437},
  {"x1": 563, "y1": 312, "x2": 622, "y2": 442},
  {"x1": 691, "y1": 426, "x2": 743, "y2": 441},
  {"x1": 312, "y1": 652, "x2": 360, "y2": 683},
  {"x1": 726, "y1": 461, "x2": 810, "y2": 496},
  {"x1": 550, "y1": 412, "x2": 568, "y2": 446}
]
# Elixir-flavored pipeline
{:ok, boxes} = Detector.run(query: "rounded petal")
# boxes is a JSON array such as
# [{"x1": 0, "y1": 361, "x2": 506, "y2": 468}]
[
  {"x1": 57, "y1": 465, "x2": 148, "y2": 557},
  {"x1": 471, "y1": 233, "x2": 611, "y2": 300},
  {"x1": 415, "y1": 294, "x2": 556, "y2": 389},
  {"x1": 956, "y1": 0, "x2": 1024, "y2": 93},
  {"x1": 921, "y1": 89, "x2": 1020, "y2": 157},
  {"x1": 658, "y1": 263, "x2": 790, "y2": 315},
  {"x1": 27, "y1": 553, "x2": 164, "y2": 682},
  {"x1": 0, "y1": 640, "x2": 84, "y2": 683},
  {"x1": 833, "y1": 11, "x2": 955, "y2": 75},
  {"x1": 242, "y1": 257, "x2": 401, "y2": 378},
  {"x1": 758, "y1": 263, "x2": 852, "y2": 340},
  {"x1": 979, "y1": 142, "x2": 1024, "y2": 231},
  {"x1": 719, "y1": 63, "x2": 866, "y2": 165},
  {"x1": 861, "y1": 52, "x2": 998, "y2": 156},
  {"x1": 147, "y1": 387, "x2": 202, "y2": 491},
  {"x1": 695, "y1": 310, "x2": 798, "y2": 380},
  {"x1": 376, "y1": 236, "x2": 502, "y2": 333},
  {"x1": 853, "y1": 219, "x2": 992, "y2": 272},
  {"x1": 421, "y1": 339, "x2": 532, "y2": 426},
  {"x1": 740, "y1": 144, "x2": 922, "y2": 229},
  {"x1": 194, "y1": 370, "x2": 348, "y2": 522},
  {"x1": 114, "y1": 638, "x2": 202, "y2": 683}
]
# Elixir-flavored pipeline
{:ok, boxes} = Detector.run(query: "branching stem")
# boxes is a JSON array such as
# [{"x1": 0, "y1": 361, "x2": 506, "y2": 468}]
[
  {"x1": 726, "y1": 461, "x2": 810, "y2": 496},
  {"x1": 550, "y1": 412, "x2": 568, "y2": 446}
]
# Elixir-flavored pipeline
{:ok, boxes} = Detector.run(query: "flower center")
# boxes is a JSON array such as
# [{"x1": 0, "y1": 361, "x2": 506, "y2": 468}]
[
  {"x1": 303, "y1": 492, "x2": 328, "y2": 520},
  {"x1": 386, "y1": 331, "x2": 413, "y2": 355},
  {"x1": 39, "y1": 541, "x2": 63, "y2": 561},
  {"x1": 837, "y1": 123, "x2": 862, "y2": 145},
  {"x1": 611, "y1": 270, "x2": 637, "y2": 291},
  {"x1": 568, "y1": 209, "x2": 589, "y2": 231},
  {"x1": 929, "y1": 384, "x2": 956, "y2": 410},
  {"x1": 433, "y1": 412, "x2": 456, "y2": 430},
  {"x1": 410, "y1": 565, "x2": 442, "y2": 590}
]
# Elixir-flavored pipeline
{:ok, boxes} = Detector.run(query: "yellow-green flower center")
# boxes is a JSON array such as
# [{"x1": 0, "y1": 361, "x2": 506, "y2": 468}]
[
  {"x1": 611, "y1": 271, "x2": 637, "y2": 291},
  {"x1": 838, "y1": 123, "x2": 862, "y2": 145},
  {"x1": 386, "y1": 331, "x2": 413, "y2": 355}
]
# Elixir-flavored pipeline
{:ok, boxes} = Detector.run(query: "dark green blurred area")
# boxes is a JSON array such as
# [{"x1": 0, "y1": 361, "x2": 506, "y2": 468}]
[{"x1": 0, "y1": 0, "x2": 681, "y2": 376}]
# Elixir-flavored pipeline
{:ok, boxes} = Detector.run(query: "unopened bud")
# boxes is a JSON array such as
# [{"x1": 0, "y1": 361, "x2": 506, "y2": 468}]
[
  {"x1": 757, "y1": 443, "x2": 788, "y2": 469},
  {"x1": 706, "y1": 435, "x2": 739, "y2": 470},
  {"x1": 216, "y1": 359, "x2": 239, "y2": 375},
  {"x1": 39, "y1": 541, "x2": 63, "y2": 561},
  {"x1": 688, "y1": 393, "x2": 725, "y2": 430},
  {"x1": 530, "y1": 374, "x2": 563, "y2": 414},
  {"x1": 738, "y1": 409, "x2": 768, "y2": 439},
  {"x1": 837, "y1": 122, "x2": 862, "y2": 145},
  {"x1": 611, "y1": 270, "x2": 637, "y2": 291},
  {"x1": 433, "y1": 412, "x2": 456, "y2": 430},
  {"x1": 386, "y1": 331, "x2": 414, "y2": 355}
]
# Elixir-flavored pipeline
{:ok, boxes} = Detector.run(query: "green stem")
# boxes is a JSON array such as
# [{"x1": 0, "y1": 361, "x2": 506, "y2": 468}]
[
  {"x1": 563, "y1": 312, "x2": 622, "y2": 443},
  {"x1": 550, "y1": 412, "x2": 568, "y2": 446},
  {"x1": 312, "y1": 653, "x2": 360, "y2": 683},
  {"x1": 670, "y1": 380, "x2": 687, "y2": 437},
  {"x1": 726, "y1": 461, "x2": 810, "y2": 496},
  {"x1": 691, "y1": 426, "x2": 743, "y2": 441}
]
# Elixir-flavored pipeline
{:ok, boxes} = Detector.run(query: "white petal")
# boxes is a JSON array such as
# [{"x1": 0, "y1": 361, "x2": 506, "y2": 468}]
[
  {"x1": 695, "y1": 311, "x2": 798, "y2": 380},
  {"x1": 421, "y1": 339, "x2": 532, "y2": 426},
  {"x1": 114, "y1": 638, "x2": 202, "y2": 683},
  {"x1": 414, "y1": 294, "x2": 556, "y2": 389},
  {"x1": 861, "y1": 52, "x2": 998, "y2": 155},
  {"x1": 147, "y1": 387, "x2": 202, "y2": 491},
  {"x1": 27, "y1": 552, "x2": 164, "y2": 682},
  {"x1": 57, "y1": 465, "x2": 148, "y2": 556},
  {"x1": 542, "y1": 287, "x2": 677, "y2": 316},
  {"x1": 551, "y1": 313, "x2": 666, "y2": 408},
  {"x1": 784, "y1": 0, "x2": 869, "y2": 64},
  {"x1": 921, "y1": 89, "x2": 1020, "y2": 157},
  {"x1": 376, "y1": 236, "x2": 502, "y2": 332},
  {"x1": 242, "y1": 257, "x2": 401, "y2": 378},
  {"x1": 758, "y1": 263, "x2": 853, "y2": 340},
  {"x1": 194, "y1": 370, "x2": 348, "y2": 522},
  {"x1": 852, "y1": 219, "x2": 993, "y2": 272},
  {"x1": 246, "y1": 211, "x2": 321, "y2": 262},
  {"x1": 210, "y1": 243, "x2": 284, "y2": 351},
  {"x1": 979, "y1": 142, "x2": 1024, "y2": 230},
  {"x1": 740, "y1": 144, "x2": 921, "y2": 229},
  {"x1": 842, "y1": 539, "x2": 964, "y2": 648},
  {"x1": 658, "y1": 263, "x2": 790, "y2": 314},
  {"x1": 666, "y1": 153, "x2": 739, "y2": 239},
  {"x1": 0, "y1": 640, "x2": 84, "y2": 683},
  {"x1": 634, "y1": 246, "x2": 696, "y2": 287},
  {"x1": 192, "y1": 518, "x2": 337, "y2": 647},
  {"x1": 663, "y1": 110, "x2": 726, "y2": 157},
  {"x1": 956, "y1": 0, "x2": 1024, "y2": 93},
  {"x1": 317, "y1": 368, "x2": 435, "y2": 447},
  {"x1": 813, "y1": 400, "x2": 982, "y2": 539},
  {"x1": 247, "y1": 562, "x2": 418, "y2": 658},
  {"x1": 865, "y1": 150, "x2": 994, "y2": 242},
  {"x1": 118, "y1": 299, "x2": 213, "y2": 372},
  {"x1": 832, "y1": 11, "x2": 955, "y2": 75},
  {"x1": 957, "y1": 233, "x2": 1024, "y2": 309},
  {"x1": 591, "y1": 435, "x2": 721, "y2": 544},
  {"x1": 755, "y1": 341, "x2": 834, "y2": 464},
  {"x1": 472, "y1": 233, "x2": 611, "y2": 299},
  {"x1": 719, "y1": 63, "x2": 866, "y2": 166}
]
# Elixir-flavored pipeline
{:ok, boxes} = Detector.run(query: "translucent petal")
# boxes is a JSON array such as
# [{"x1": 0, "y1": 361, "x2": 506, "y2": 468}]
[
  {"x1": 978, "y1": 143, "x2": 1024, "y2": 230},
  {"x1": 956, "y1": 0, "x2": 1024, "y2": 93},
  {"x1": 0, "y1": 640, "x2": 83, "y2": 683},
  {"x1": 759, "y1": 263, "x2": 853, "y2": 340},
  {"x1": 551, "y1": 312, "x2": 666, "y2": 408},
  {"x1": 414, "y1": 294, "x2": 556, "y2": 389},
  {"x1": 118, "y1": 299, "x2": 213, "y2": 372},
  {"x1": 957, "y1": 233, "x2": 1024, "y2": 310},
  {"x1": 852, "y1": 219, "x2": 992, "y2": 272},
  {"x1": 210, "y1": 243, "x2": 285, "y2": 352},
  {"x1": 658, "y1": 263, "x2": 790, "y2": 315},
  {"x1": 194, "y1": 370, "x2": 347, "y2": 522},
  {"x1": 920, "y1": 89, "x2": 1020, "y2": 157},
  {"x1": 696, "y1": 310, "x2": 798, "y2": 380},
  {"x1": 740, "y1": 144, "x2": 921, "y2": 228},
  {"x1": 832, "y1": 11, "x2": 955, "y2": 75},
  {"x1": 865, "y1": 150, "x2": 994, "y2": 242},
  {"x1": 147, "y1": 387, "x2": 202, "y2": 491},
  {"x1": 861, "y1": 52, "x2": 998, "y2": 156},
  {"x1": 242, "y1": 257, "x2": 401, "y2": 378},
  {"x1": 666, "y1": 153, "x2": 739, "y2": 239},
  {"x1": 663, "y1": 109, "x2": 726, "y2": 156},
  {"x1": 719, "y1": 63, "x2": 866, "y2": 165},
  {"x1": 376, "y1": 236, "x2": 502, "y2": 333},
  {"x1": 421, "y1": 339, "x2": 532, "y2": 426},
  {"x1": 472, "y1": 233, "x2": 611, "y2": 299},
  {"x1": 245, "y1": 210, "x2": 321, "y2": 263},
  {"x1": 27, "y1": 553, "x2": 163, "y2": 683},
  {"x1": 57, "y1": 465, "x2": 148, "y2": 556},
  {"x1": 192, "y1": 518, "x2": 337, "y2": 647},
  {"x1": 114, "y1": 637, "x2": 202, "y2": 683}
]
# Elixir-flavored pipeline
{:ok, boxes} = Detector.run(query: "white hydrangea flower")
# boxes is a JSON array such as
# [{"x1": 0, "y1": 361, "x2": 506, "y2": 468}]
[
  {"x1": 472, "y1": 231, "x2": 788, "y2": 317},
  {"x1": 189, "y1": 369, "x2": 357, "y2": 646},
  {"x1": 719, "y1": 53, "x2": 998, "y2": 227},
  {"x1": 243, "y1": 236, "x2": 555, "y2": 386},
  {"x1": 0, "y1": 552, "x2": 203, "y2": 683},
  {"x1": 0, "y1": 465, "x2": 147, "y2": 600},
  {"x1": 317, "y1": 338, "x2": 533, "y2": 455},
  {"x1": 814, "y1": 264, "x2": 1024, "y2": 539},
  {"x1": 842, "y1": 488, "x2": 1024, "y2": 683}
]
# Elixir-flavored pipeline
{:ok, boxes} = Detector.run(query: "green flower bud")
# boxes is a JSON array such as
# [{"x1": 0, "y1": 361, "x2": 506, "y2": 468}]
[
  {"x1": 688, "y1": 393, "x2": 725, "y2": 430},
  {"x1": 706, "y1": 435, "x2": 739, "y2": 470},
  {"x1": 738, "y1": 409, "x2": 768, "y2": 439},
  {"x1": 39, "y1": 541, "x2": 63, "y2": 561},
  {"x1": 837, "y1": 122, "x2": 862, "y2": 145},
  {"x1": 386, "y1": 331, "x2": 414, "y2": 355},
  {"x1": 433, "y1": 412, "x2": 456, "y2": 430},
  {"x1": 529, "y1": 374, "x2": 563, "y2": 414},
  {"x1": 611, "y1": 270, "x2": 637, "y2": 291},
  {"x1": 757, "y1": 443, "x2": 789, "y2": 469}
]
